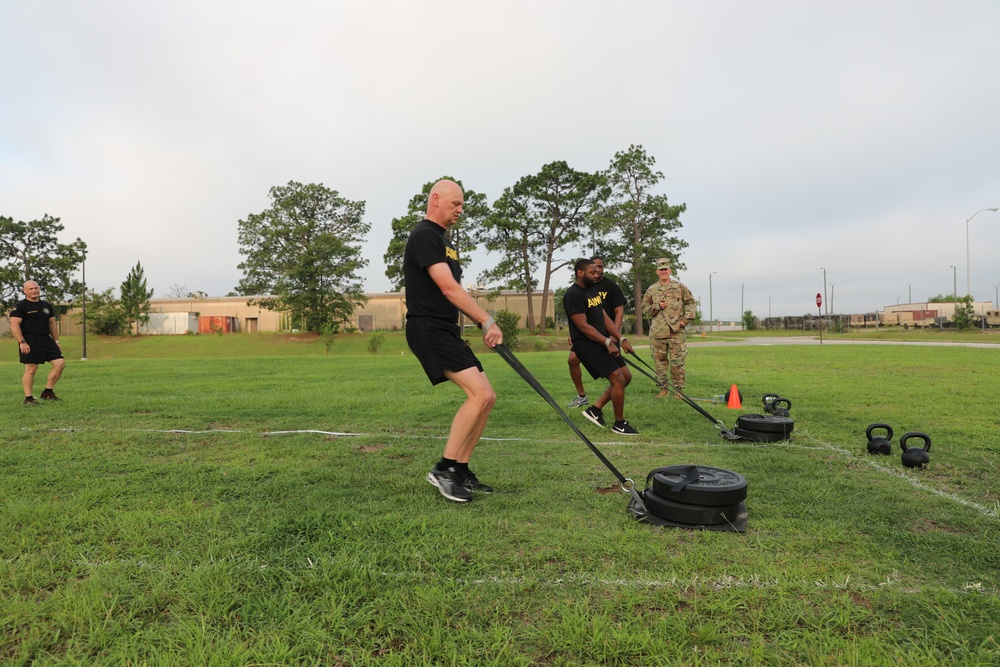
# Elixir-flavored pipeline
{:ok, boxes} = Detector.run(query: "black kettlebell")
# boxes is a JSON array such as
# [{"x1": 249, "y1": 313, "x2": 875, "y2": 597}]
[
  {"x1": 762, "y1": 393, "x2": 780, "y2": 412},
  {"x1": 900, "y1": 432, "x2": 931, "y2": 469},
  {"x1": 770, "y1": 397, "x2": 792, "y2": 418},
  {"x1": 865, "y1": 423, "x2": 893, "y2": 455}
]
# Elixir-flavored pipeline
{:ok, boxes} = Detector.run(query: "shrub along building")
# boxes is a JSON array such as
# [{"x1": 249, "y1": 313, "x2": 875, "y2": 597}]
[{"x1": 46, "y1": 290, "x2": 553, "y2": 335}]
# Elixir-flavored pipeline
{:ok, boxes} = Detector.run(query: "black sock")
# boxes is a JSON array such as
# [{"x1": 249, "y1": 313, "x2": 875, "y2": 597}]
[
  {"x1": 453, "y1": 462, "x2": 470, "y2": 473},
  {"x1": 436, "y1": 457, "x2": 457, "y2": 472}
]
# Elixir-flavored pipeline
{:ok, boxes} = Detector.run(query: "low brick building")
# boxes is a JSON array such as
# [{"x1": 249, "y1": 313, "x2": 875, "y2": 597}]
[{"x1": 32, "y1": 290, "x2": 555, "y2": 336}]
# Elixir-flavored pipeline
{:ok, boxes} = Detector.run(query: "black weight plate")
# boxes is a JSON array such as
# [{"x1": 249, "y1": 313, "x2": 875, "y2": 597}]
[
  {"x1": 734, "y1": 427, "x2": 790, "y2": 442},
  {"x1": 650, "y1": 465, "x2": 748, "y2": 507},
  {"x1": 736, "y1": 413, "x2": 795, "y2": 434},
  {"x1": 642, "y1": 489, "x2": 743, "y2": 525}
]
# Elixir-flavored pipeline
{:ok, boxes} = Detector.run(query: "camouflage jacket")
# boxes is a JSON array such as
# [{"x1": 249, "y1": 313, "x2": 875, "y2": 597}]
[{"x1": 641, "y1": 280, "x2": 697, "y2": 337}]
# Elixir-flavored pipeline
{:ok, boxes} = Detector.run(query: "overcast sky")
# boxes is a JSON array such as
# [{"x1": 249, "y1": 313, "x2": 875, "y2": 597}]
[{"x1": 3, "y1": 1, "x2": 999, "y2": 321}]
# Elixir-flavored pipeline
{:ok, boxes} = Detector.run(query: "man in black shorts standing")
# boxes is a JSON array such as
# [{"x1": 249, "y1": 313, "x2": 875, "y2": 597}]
[
  {"x1": 9, "y1": 280, "x2": 66, "y2": 405},
  {"x1": 566, "y1": 255, "x2": 625, "y2": 408},
  {"x1": 404, "y1": 179, "x2": 504, "y2": 503},
  {"x1": 563, "y1": 259, "x2": 639, "y2": 435}
]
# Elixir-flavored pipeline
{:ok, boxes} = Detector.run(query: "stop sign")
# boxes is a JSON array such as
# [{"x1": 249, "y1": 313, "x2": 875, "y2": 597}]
[{"x1": 816, "y1": 293, "x2": 822, "y2": 308}]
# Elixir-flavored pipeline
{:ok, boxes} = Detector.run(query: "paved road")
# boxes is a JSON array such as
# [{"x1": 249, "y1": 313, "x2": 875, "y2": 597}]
[{"x1": 686, "y1": 335, "x2": 1000, "y2": 349}]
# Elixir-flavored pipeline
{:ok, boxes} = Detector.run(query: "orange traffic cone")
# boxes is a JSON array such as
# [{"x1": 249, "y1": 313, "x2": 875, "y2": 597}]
[{"x1": 726, "y1": 384, "x2": 742, "y2": 409}]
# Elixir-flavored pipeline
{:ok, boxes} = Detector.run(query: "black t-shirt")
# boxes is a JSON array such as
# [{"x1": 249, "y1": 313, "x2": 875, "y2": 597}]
[
  {"x1": 563, "y1": 283, "x2": 607, "y2": 341},
  {"x1": 595, "y1": 277, "x2": 626, "y2": 321},
  {"x1": 404, "y1": 219, "x2": 462, "y2": 322},
  {"x1": 10, "y1": 299, "x2": 56, "y2": 337}
]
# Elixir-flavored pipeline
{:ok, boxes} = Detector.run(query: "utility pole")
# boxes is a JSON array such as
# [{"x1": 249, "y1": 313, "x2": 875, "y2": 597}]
[
  {"x1": 951, "y1": 266, "x2": 957, "y2": 325},
  {"x1": 741, "y1": 283, "x2": 745, "y2": 329},
  {"x1": 821, "y1": 267, "x2": 828, "y2": 317},
  {"x1": 709, "y1": 273, "x2": 715, "y2": 332}
]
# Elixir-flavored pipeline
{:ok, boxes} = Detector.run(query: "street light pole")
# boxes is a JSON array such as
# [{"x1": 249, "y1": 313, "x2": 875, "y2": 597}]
[
  {"x1": 907, "y1": 284, "x2": 911, "y2": 304},
  {"x1": 966, "y1": 207, "x2": 998, "y2": 299},
  {"x1": 81, "y1": 252, "x2": 88, "y2": 361}
]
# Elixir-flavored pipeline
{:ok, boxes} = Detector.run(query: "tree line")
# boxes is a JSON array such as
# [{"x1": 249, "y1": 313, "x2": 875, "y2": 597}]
[
  {"x1": 0, "y1": 214, "x2": 155, "y2": 335},
  {"x1": 239, "y1": 144, "x2": 687, "y2": 336},
  {"x1": 4, "y1": 144, "x2": 687, "y2": 337}
]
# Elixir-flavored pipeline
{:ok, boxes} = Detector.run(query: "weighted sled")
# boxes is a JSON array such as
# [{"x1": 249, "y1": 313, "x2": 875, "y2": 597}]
[
  {"x1": 865, "y1": 423, "x2": 893, "y2": 455},
  {"x1": 734, "y1": 427, "x2": 789, "y2": 442},
  {"x1": 735, "y1": 413, "x2": 795, "y2": 436},
  {"x1": 648, "y1": 465, "x2": 748, "y2": 507},
  {"x1": 641, "y1": 489, "x2": 743, "y2": 525}
]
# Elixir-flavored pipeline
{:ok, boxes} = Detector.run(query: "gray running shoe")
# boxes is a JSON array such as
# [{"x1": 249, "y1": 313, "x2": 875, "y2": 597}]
[
  {"x1": 583, "y1": 406, "x2": 606, "y2": 428},
  {"x1": 567, "y1": 394, "x2": 589, "y2": 408},
  {"x1": 427, "y1": 468, "x2": 473, "y2": 502}
]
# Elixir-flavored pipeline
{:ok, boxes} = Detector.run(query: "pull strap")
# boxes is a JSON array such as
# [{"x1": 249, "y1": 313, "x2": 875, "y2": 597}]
[{"x1": 644, "y1": 465, "x2": 701, "y2": 493}]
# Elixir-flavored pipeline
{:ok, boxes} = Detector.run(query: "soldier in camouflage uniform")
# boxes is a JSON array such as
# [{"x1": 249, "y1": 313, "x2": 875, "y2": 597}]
[{"x1": 641, "y1": 258, "x2": 697, "y2": 397}]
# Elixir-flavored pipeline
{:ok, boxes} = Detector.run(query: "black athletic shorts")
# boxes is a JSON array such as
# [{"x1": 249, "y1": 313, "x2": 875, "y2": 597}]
[
  {"x1": 19, "y1": 335, "x2": 64, "y2": 365},
  {"x1": 406, "y1": 316, "x2": 483, "y2": 385},
  {"x1": 572, "y1": 338, "x2": 626, "y2": 380}
]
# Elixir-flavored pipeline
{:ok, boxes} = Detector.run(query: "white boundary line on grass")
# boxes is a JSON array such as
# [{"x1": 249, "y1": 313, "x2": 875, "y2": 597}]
[
  {"x1": 43, "y1": 426, "x2": 599, "y2": 444},
  {"x1": 41, "y1": 426, "x2": 1000, "y2": 523},
  {"x1": 793, "y1": 430, "x2": 1000, "y2": 521},
  {"x1": 65, "y1": 556, "x2": 995, "y2": 597}
]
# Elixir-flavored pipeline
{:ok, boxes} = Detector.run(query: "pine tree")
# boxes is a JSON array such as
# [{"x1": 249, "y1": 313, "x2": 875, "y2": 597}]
[{"x1": 120, "y1": 261, "x2": 153, "y2": 334}]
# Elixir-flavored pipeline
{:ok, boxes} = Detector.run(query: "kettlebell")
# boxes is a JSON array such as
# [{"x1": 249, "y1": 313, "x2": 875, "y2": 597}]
[
  {"x1": 725, "y1": 387, "x2": 744, "y2": 404},
  {"x1": 900, "y1": 432, "x2": 931, "y2": 469},
  {"x1": 762, "y1": 393, "x2": 780, "y2": 413},
  {"x1": 770, "y1": 397, "x2": 792, "y2": 418},
  {"x1": 865, "y1": 423, "x2": 893, "y2": 455}
]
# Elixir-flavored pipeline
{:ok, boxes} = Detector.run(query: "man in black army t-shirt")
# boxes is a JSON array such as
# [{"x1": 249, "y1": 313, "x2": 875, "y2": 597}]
[
  {"x1": 404, "y1": 179, "x2": 504, "y2": 503},
  {"x1": 565, "y1": 256, "x2": 625, "y2": 408},
  {"x1": 9, "y1": 280, "x2": 66, "y2": 405},
  {"x1": 563, "y1": 259, "x2": 639, "y2": 435}
]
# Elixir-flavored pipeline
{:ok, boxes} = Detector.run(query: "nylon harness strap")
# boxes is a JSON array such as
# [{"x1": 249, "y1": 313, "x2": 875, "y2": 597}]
[
  {"x1": 644, "y1": 465, "x2": 703, "y2": 494},
  {"x1": 622, "y1": 352, "x2": 743, "y2": 441},
  {"x1": 494, "y1": 344, "x2": 631, "y2": 487}
]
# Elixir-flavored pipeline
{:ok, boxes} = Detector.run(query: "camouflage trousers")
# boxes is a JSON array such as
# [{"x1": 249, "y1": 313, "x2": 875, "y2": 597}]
[{"x1": 650, "y1": 333, "x2": 687, "y2": 391}]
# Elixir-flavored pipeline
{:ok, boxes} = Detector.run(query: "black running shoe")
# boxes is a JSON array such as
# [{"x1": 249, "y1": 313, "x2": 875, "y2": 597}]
[
  {"x1": 612, "y1": 420, "x2": 639, "y2": 435},
  {"x1": 23, "y1": 397, "x2": 39, "y2": 406},
  {"x1": 39, "y1": 390, "x2": 60, "y2": 401},
  {"x1": 427, "y1": 468, "x2": 473, "y2": 502},
  {"x1": 462, "y1": 470, "x2": 494, "y2": 494},
  {"x1": 583, "y1": 405, "x2": 606, "y2": 428}
]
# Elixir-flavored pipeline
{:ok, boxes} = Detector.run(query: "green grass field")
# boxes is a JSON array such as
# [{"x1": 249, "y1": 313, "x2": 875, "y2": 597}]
[{"x1": 2, "y1": 331, "x2": 999, "y2": 665}]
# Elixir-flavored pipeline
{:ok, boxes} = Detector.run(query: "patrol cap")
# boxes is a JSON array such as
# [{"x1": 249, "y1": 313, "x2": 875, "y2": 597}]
[{"x1": 656, "y1": 258, "x2": 671, "y2": 270}]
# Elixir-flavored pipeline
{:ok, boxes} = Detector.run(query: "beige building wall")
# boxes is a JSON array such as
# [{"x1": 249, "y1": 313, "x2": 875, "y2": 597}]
[{"x1": 34, "y1": 291, "x2": 555, "y2": 335}]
